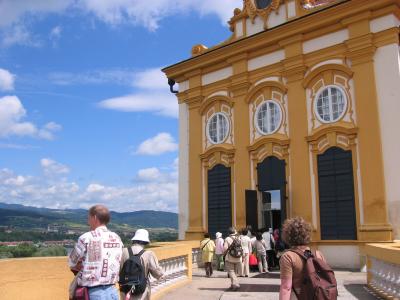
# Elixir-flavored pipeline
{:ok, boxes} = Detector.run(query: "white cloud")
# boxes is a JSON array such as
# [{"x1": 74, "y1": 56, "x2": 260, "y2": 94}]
[
  {"x1": 0, "y1": 0, "x2": 242, "y2": 31},
  {"x1": 0, "y1": 68, "x2": 16, "y2": 91},
  {"x1": 41, "y1": 158, "x2": 70, "y2": 176},
  {"x1": 0, "y1": 96, "x2": 61, "y2": 139},
  {"x1": 135, "y1": 133, "x2": 178, "y2": 156},
  {"x1": 1, "y1": 24, "x2": 42, "y2": 48},
  {"x1": 97, "y1": 67, "x2": 178, "y2": 118},
  {"x1": 98, "y1": 92, "x2": 177, "y2": 118},
  {"x1": 50, "y1": 26, "x2": 62, "y2": 39},
  {"x1": 0, "y1": 158, "x2": 178, "y2": 212},
  {"x1": 49, "y1": 69, "x2": 137, "y2": 86},
  {"x1": 0, "y1": 143, "x2": 38, "y2": 150},
  {"x1": 137, "y1": 167, "x2": 162, "y2": 181}
]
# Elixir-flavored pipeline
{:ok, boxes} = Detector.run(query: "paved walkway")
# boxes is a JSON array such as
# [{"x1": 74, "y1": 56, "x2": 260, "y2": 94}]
[{"x1": 162, "y1": 268, "x2": 381, "y2": 300}]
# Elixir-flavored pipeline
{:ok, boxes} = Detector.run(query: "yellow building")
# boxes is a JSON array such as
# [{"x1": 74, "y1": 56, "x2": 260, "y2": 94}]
[{"x1": 163, "y1": 0, "x2": 400, "y2": 269}]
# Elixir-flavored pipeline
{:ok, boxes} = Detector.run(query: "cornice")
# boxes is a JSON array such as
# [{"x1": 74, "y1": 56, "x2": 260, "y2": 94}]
[
  {"x1": 200, "y1": 146, "x2": 236, "y2": 160},
  {"x1": 248, "y1": 136, "x2": 290, "y2": 152},
  {"x1": 306, "y1": 126, "x2": 358, "y2": 143}
]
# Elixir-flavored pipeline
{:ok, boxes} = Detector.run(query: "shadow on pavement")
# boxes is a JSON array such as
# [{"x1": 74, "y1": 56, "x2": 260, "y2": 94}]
[
  {"x1": 252, "y1": 272, "x2": 281, "y2": 279},
  {"x1": 343, "y1": 284, "x2": 379, "y2": 299}
]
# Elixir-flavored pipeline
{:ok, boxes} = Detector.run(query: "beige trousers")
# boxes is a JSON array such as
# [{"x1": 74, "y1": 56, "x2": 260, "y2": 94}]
[
  {"x1": 239, "y1": 254, "x2": 250, "y2": 276},
  {"x1": 225, "y1": 261, "x2": 240, "y2": 287}
]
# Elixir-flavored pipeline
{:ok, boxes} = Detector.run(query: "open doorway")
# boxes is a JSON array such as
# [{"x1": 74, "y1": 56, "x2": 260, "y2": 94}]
[{"x1": 257, "y1": 156, "x2": 286, "y2": 230}]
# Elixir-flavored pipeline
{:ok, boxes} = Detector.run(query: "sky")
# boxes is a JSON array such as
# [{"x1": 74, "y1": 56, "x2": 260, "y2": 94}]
[{"x1": 0, "y1": 0, "x2": 243, "y2": 213}]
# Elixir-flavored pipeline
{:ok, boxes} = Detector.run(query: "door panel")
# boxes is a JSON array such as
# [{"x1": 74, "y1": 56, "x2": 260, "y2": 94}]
[
  {"x1": 317, "y1": 147, "x2": 357, "y2": 240},
  {"x1": 208, "y1": 164, "x2": 232, "y2": 237}
]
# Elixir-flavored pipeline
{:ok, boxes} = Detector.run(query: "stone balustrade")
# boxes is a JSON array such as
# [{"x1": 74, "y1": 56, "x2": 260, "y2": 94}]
[
  {"x1": 0, "y1": 241, "x2": 196, "y2": 300},
  {"x1": 365, "y1": 242, "x2": 400, "y2": 300}
]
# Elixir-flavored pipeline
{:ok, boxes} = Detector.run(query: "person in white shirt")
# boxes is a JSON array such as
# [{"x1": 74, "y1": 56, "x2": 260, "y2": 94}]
[
  {"x1": 215, "y1": 232, "x2": 225, "y2": 271},
  {"x1": 69, "y1": 204, "x2": 123, "y2": 300},
  {"x1": 239, "y1": 228, "x2": 252, "y2": 277},
  {"x1": 262, "y1": 228, "x2": 276, "y2": 271}
]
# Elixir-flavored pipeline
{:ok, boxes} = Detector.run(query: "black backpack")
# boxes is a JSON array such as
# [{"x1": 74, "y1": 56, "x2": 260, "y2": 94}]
[
  {"x1": 227, "y1": 236, "x2": 243, "y2": 258},
  {"x1": 119, "y1": 248, "x2": 147, "y2": 295}
]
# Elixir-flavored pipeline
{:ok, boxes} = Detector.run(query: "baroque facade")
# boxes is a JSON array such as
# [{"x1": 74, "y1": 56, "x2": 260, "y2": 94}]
[{"x1": 163, "y1": 0, "x2": 400, "y2": 269}]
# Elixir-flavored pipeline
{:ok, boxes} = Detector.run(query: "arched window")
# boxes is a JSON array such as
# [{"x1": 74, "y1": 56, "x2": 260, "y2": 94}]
[
  {"x1": 315, "y1": 86, "x2": 347, "y2": 123},
  {"x1": 255, "y1": 100, "x2": 282, "y2": 135},
  {"x1": 207, "y1": 113, "x2": 229, "y2": 144}
]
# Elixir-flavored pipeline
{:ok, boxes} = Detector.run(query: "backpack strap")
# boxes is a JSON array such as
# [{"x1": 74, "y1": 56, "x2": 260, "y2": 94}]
[
  {"x1": 128, "y1": 246, "x2": 134, "y2": 258},
  {"x1": 135, "y1": 249, "x2": 145, "y2": 257},
  {"x1": 288, "y1": 248, "x2": 313, "y2": 260}
]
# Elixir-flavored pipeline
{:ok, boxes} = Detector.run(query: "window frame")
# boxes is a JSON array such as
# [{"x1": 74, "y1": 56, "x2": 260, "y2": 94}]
[
  {"x1": 314, "y1": 85, "x2": 348, "y2": 124},
  {"x1": 206, "y1": 112, "x2": 230, "y2": 145},
  {"x1": 254, "y1": 100, "x2": 283, "y2": 135}
]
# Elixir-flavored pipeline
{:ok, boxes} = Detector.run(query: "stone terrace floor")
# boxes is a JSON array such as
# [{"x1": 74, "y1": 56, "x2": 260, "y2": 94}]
[{"x1": 162, "y1": 268, "x2": 381, "y2": 300}]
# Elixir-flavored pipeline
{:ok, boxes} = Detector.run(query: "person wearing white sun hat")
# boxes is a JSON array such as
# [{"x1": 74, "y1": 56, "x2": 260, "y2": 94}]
[{"x1": 119, "y1": 229, "x2": 164, "y2": 300}]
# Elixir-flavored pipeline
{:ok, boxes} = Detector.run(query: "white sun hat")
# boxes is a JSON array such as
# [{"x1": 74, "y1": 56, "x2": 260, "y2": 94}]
[{"x1": 131, "y1": 229, "x2": 150, "y2": 243}]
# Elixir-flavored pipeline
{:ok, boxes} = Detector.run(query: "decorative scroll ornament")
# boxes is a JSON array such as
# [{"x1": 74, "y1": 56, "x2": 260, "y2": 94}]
[
  {"x1": 301, "y1": 0, "x2": 338, "y2": 10},
  {"x1": 191, "y1": 44, "x2": 208, "y2": 56},
  {"x1": 244, "y1": 0, "x2": 282, "y2": 24}
]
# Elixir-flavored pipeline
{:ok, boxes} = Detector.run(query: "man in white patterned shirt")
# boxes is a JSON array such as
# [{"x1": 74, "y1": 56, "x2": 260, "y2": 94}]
[{"x1": 69, "y1": 204, "x2": 123, "y2": 299}]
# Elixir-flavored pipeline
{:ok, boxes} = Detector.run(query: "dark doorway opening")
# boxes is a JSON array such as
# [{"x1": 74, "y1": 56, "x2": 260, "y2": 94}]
[
  {"x1": 257, "y1": 156, "x2": 286, "y2": 230},
  {"x1": 317, "y1": 147, "x2": 357, "y2": 240},
  {"x1": 208, "y1": 164, "x2": 232, "y2": 237}
]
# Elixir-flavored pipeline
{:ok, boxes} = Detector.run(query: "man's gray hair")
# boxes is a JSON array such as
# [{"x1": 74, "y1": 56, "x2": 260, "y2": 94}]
[{"x1": 228, "y1": 227, "x2": 236, "y2": 235}]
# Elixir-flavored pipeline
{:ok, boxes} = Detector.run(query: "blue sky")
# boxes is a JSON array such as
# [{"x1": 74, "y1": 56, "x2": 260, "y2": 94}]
[{"x1": 0, "y1": 0, "x2": 242, "y2": 212}]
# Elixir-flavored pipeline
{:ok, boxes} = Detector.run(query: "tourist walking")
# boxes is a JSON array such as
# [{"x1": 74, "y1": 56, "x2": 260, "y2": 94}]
[
  {"x1": 279, "y1": 217, "x2": 337, "y2": 300},
  {"x1": 239, "y1": 228, "x2": 252, "y2": 277},
  {"x1": 68, "y1": 204, "x2": 123, "y2": 300},
  {"x1": 119, "y1": 229, "x2": 164, "y2": 300},
  {"x1": 254, "y1": 232, "x2": 268, "y2": 273},
  {"x1": 215, "y1": 232, "x2": 225, "y2": 271},
  {"x1": 200, "y1": 233, "x2": 216, "y2": 277},
  {"x1": 224, "y1": 227, "x2": 242, "y2": 291},
  {"x1": 262, "y1": 228, "x2": 276, "y2": 270}
]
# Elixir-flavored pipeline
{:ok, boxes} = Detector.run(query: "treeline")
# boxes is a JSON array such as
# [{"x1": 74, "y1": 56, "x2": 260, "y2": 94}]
[
  {"x1": 0, "y1": 244, "x2": 67, "y2": 259},
  {"x1": 0, "y1": 230, "x2": 80, "y2": 242}
]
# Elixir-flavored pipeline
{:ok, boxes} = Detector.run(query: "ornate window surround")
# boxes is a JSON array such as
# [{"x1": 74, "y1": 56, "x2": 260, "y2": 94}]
[
  {"x1": 200, "y1": 146, "x2": 236, "y2": 232},
  {"x1": 303, "y1": 63, "x2": 355, "y2": 133},
  {"x1": 199, "y1": 94, "x2": 234, "y2": 150},
  {"x1": 246, "y1": 80, "x2": 288, "y2": 143},
  {"x1": 306, "y1": 126, "x2": 363, "y2": 241}
]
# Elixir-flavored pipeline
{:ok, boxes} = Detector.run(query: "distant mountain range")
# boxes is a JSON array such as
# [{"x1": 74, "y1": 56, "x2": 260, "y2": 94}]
[{"x1": 0, "y1": 203, "x2": 178, "y2": 230}]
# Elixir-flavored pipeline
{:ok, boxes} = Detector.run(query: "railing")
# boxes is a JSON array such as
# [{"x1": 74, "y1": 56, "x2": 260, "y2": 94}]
[
  {"x1": 0, "y1": 241, "x2": 196, "y2": 300},
  {"x1": 365, "y1": 242, "x2": 400, "y2": 300}
]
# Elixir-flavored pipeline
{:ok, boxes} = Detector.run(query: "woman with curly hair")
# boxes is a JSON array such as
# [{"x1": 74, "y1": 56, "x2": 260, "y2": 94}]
[{"x1": 279, "y1": 217, "x2": 326, "y2": 300}]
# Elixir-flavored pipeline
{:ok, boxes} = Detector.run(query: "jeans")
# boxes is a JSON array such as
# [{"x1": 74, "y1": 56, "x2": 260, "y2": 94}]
[
  {"x1": 257, "y1": 254, "x2": 268, "y2": 273},
  {"x1": 205, "y1": 262, "x2": 213, "y2": 277},
  {"x1": 88, "y1": 285, "x2": 119, "y2": 300}
]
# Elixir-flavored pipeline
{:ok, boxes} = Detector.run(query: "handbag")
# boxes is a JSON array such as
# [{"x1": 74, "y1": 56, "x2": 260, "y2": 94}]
[
  {"x1": 249, "y1": 253, "x2": 258, "y2": 266},
  {"x1": 73, "y1": 286, "x2": 89, "y2": 300}
]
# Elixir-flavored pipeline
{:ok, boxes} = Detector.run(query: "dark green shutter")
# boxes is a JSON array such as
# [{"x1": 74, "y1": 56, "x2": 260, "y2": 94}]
[
  {"x1": 317, "y1": 147, "x2": 357, "y2": 240},
  {"x1": 208, "y1": 164, "x2": 232, "y2": 237}
]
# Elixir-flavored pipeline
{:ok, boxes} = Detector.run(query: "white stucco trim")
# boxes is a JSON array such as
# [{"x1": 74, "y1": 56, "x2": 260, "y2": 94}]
[
  {"x1": 318, "y1": 245, "x2": 361, "y2": 269},
  {"x1": 202, "y1": 67, "x2": 233, "y2": 86},
  {"x1": 233, "y1": 181, "x2": 237, "y2": 227},
  {"x1": 248, "y1": 50, "x2": 285, "y2": 71},
  {"x1": 253, "y1": 76, "x2": 282, "y2": 87},
  {"x1": 355, "y1": 140, "x2": 364, "y2": 225},
  {"x1": 202, "y1": 166, "x2": 206, "y2": 232},
  {"x1": 178, "y1": 80, "x2": 189, "y2": 92},
  {"x1": 236, "y1": 20, "x2": 244, "y2": 38},
  {"x1": 373, "y1": 43, "x2": 400, "y2": 239},
  {"x1": 178, "y1": 103, "x2": 189, "y2": 240},
  {"x1": 267, "y1": 4, "x2": 287, "y2": 28},
  {"x1": 309, "y1": 145, "x2": 318, "y2": 230},
  {"x1": 287, "y1": 0, "x2": 296, "y2": 19},
  {"x1": 370, "y1": 14, "x2": 400, "y2": 33},
  {"x1": 246, "y1": 16, "x2": 264, "y2": 36},
  {"x1": 308, "y1": 59, "x2": 344, "y2": 74},
  {"x1": 303, "y1": 29, "x2": 349, "y2": 54},
  {"x1": 204, "y1": 90, "x2": 229, "y2": 101}
]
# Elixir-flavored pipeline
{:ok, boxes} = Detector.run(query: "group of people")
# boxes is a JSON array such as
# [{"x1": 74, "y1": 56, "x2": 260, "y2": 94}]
[
  {"x1": 200, "y1": 218, "x2": 337, "y2": 299},
  {"x1": 67, "y1": 205, "x2": 336, "y2": 300},
  {"x1": 68, "y1": 204, "x2": 164, "y2": 300},
  {"x1": 200, "y1": 226, "x2": 285, "y2": 279}
]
